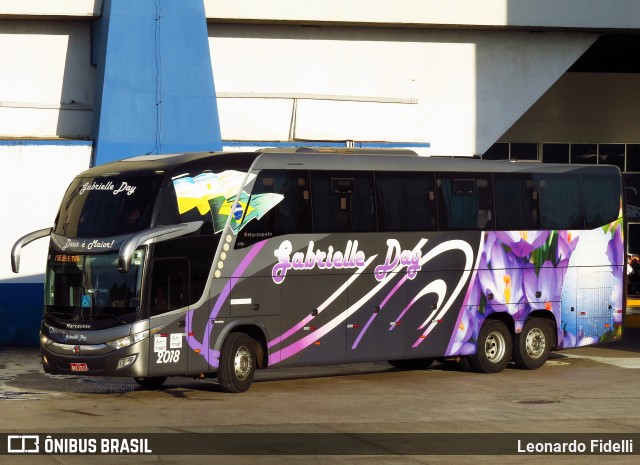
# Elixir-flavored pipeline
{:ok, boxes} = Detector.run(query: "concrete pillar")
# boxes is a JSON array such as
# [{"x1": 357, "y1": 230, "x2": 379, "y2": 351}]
[{"x1": 91, "y1": 0, "x2": 222, "y2": 166}]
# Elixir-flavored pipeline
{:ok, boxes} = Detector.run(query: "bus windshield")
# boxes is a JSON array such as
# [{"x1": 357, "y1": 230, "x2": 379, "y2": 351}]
[
  {"x1": 54, "y1": 176, "x2": 162, "y2": 238},
  {"x1": 44, "y1": 250, "x2": 145, "y2": 325}
]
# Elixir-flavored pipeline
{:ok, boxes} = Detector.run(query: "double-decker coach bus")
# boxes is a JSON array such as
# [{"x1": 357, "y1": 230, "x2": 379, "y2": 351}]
[{"x1": 11, "y1": 147, "x2": 625, "y2": 392}]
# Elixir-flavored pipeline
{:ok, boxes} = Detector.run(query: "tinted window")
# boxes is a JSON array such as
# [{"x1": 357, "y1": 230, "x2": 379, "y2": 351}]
[
  {"x1": 510, "y1": 143, "x2": 538, "y2": 161},
  {"x1": 483, "y1": 143, "x2": 509, "y2": 160},
  {"x1": 311, "y1": 171, "x2": 375, "y2": 232},
  {"x1": 571, "y1": 144, "x2": 597, "y2": 165},
  {"x1": 237, "y1": 170, "x2": 312, "y2": 247},
  {"x1": 542, "y1": 143, "x2": 569, "y2": 164},
  {"x1": 436, "y1": 174, "x2": 493, "y2": 230},
  {"x1": 151, "y1": 236, "x2": 215, "y2": 308},
  {"x1": 599, "y1": 144, "x2": 625, "y2": 171},
  {"x1": 583, "y1": 173, "x2": 621, "y2": 228},
  {"x1": 377, "y1": 172, "x2": 437, "y2": 231},
  {"x1": 537, "y1": 174, "x2": 583, "y2": 229},
  {"x1": 625, "y1": 173, "x2": 640, "y2": 221},
  {"x1": 55, "y1": 176, "x2": 161, "y2": 238},
  {"x1": 494, "y1": 174, "x2": 540, "y2": 230},
  {"x1": 148, "y1": 258, "x2": 189, "y2": 316}
]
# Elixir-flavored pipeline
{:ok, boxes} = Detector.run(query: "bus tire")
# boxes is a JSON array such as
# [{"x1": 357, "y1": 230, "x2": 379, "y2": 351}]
[
  {"x1": 134, "y1": 376, "x2": 167, "y2": 388},
  {"x1": 468, "y1": 320, "x2": 512, "y2": 373},
  {"x1": 512, "y1": 318, "x2": 552, "y2": 370},
  {"x1": 218, "y1": 332, "x2": 257, "y2": 393},
  {"x1": 388, "y1": 358, "x2": 434, "y2": 369}
]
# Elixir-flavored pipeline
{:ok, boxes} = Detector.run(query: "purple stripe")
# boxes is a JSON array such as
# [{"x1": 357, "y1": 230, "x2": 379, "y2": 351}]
[
  {"x1": 381, "y1": 276, "x2": 407, "y2": 308},
  {"x1": 187, "y1": 240, "x2": 267, "y2": 367},
  {"x1": 213, "y1": 241, "x2": 267, "y2": 321},
  {"x1": 390, "y1": 299, "x2": 415, "y2": 331},
  {"x1": 351, "y1": 313, "x2": 378, "y2": 349},
  {"x1": 268, "y1": 314, "x2": 313, "y2": 349},
  {"x1": 351, "y1": 276, "x2": 405, "y2": 347}
]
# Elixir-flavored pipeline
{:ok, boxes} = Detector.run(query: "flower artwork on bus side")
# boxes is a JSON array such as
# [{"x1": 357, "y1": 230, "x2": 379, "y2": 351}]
[
  {"x1": 447, "y1": 220, "x2": 624, "y2": 356},
  {"x1": 172, "y1": 170, "x2": 284, "y2": 234}
]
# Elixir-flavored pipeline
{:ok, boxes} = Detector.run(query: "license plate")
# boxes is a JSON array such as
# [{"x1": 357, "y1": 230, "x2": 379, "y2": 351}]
[{"x1": 70, "y1": 363, "x2": 88, "y2": 372}]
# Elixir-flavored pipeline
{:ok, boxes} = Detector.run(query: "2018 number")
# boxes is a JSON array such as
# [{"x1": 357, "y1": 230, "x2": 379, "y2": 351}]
[{"x1": 156, "y1": 350, "x2": 180, "y2": 364}]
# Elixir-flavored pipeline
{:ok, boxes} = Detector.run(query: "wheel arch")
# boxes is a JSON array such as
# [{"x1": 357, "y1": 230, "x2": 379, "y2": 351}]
[
  {"x1": 483, "y1": 311, "x2": 515, "y2": 335},
  {"x1": 214, "y1": 321, "x2": 269, "y2": 369}
]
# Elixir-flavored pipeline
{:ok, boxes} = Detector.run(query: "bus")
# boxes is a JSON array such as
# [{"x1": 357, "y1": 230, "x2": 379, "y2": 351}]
[{"x1": 11, "y1": 147, "x2": 625, "y2": 392}]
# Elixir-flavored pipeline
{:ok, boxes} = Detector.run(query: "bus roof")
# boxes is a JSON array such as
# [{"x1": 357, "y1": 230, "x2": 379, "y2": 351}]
[{"x1": 78, "y1": 148, "x2": 621, "y2": 177}]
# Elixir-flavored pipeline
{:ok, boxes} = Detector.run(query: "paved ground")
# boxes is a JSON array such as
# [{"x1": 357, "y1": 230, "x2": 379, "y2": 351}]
[{"x1": 1, "y1": 326, "x2": 640, "y2": 464}]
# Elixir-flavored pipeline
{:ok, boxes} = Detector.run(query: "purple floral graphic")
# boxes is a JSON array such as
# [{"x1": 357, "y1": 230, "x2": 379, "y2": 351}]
[
  {"x1": 448, "y1": 218, "x2": 624, "y2": 355},
  {"x1": 478, "y1": 241, "x2": 526, "y2": 318},
  {"x1": 495, "y1": 231, "x2": 549, "y2": 258}
]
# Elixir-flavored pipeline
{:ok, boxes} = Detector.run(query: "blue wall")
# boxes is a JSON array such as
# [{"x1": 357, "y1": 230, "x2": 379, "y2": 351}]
[
  {"x1": 0, "y1": 284, "x2": 43, "y2": 346},
  {"x1": 91, "y1": 0, "x2": 222, "y2": 165}
]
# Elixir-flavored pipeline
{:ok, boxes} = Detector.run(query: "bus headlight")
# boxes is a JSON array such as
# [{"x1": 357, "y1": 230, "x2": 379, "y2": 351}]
[
  {"x1": 107, "y1": 329, "x2": 149, "y2": 350},
  {"x1": 40, "y1": 332, "x2": 53, "y2": 347}
]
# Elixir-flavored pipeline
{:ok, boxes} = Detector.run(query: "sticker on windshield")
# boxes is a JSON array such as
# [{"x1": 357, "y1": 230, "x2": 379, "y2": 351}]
[
  {"x1": 132, "y1": 250, "x2": 143, "y2": 266},
  {"x1": 81, "y1": 295, "x2": 91, "y2": 308}
]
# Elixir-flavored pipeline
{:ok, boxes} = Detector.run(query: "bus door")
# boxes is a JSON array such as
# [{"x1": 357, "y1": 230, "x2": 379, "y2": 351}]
[
  {"x1": 346, "y1": 272, "x2": 405, "y2": 363},
  {"x1": 148, "y1": 258, "x2": 190, "y2": 376}
]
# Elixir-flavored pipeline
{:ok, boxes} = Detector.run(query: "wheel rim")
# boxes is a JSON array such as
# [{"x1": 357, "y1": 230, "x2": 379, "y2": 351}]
[
  {"x1": 525, "y1": 328, "x2": 546, "y2": 359},
  {"x1": 233, "y1": 346, "x2": 252, "y2": 381},
  {"x1": 485, "y1": 330, "x2": 507, "y2": 363}
]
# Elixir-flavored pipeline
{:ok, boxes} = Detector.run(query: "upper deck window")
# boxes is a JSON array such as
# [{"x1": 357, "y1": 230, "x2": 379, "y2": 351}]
[{"x1": 54, "y1": 176, "x2": 161, "y2": 238}]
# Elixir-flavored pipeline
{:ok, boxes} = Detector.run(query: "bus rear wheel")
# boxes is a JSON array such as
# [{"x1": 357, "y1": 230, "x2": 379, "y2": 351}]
[
  {"x1": 134, "y1": 376, "x2": 167, "y2": 388},
  {"x1": 512, "y1": 318, "x2": 552, "y2": 370},
  {"x1": 468, "y1": 320, "x2": 512, "y2": 373},
  {"x1": 218, "y1": 332, "x2": 257, "y2": 393},
  {"x1": 388, "y1": 358, "x2": 434, "y2": 369}
]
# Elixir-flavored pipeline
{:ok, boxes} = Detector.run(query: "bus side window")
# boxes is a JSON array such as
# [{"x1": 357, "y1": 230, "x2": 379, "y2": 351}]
[
  {"x1": 494, "y1": 174, "x2": 540, "y2": 230},
  {"x1": 238, "y1": 170, "x2": 311, "y2": 247},
  {"x1": 436, "y1": 174, "x2": 493, "y2": 230},
  {"x1": 149, "y1": 258, "x2": 189, "y2": 316},
  {"x1": 311, "y1": 171, "x2": 376, "y2": 233},
  {"x1": 583, "y1": 173, "x2": 620, "y2": 228},
  {"x1": 376, "y1": 172, "x2": 437, "y2": 231},
  {"x1": 537, "y1": 174, "x2": 583, "y2": 229},
  {"x1": 156, "y1": 182, "x2": 182, "y2": 227}
]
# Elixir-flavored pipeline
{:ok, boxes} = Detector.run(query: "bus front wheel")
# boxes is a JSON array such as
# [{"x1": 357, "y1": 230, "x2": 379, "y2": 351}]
[
  {"x1": 218, "y1": 332, "x2": 257, "y2": 393},
  {"x1": 512, "y1": 318, "x2": 552, "y2": 370},
  {"x1": 468, "y1": 320, "x2": 512, "y2": 373}
]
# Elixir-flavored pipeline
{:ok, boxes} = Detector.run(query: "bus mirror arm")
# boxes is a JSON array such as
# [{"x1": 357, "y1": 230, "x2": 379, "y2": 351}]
[
  {"x1": 11, "y1": 227, "x2": 53, "y2": 273},
  {"x1": 118, "y1": 221, "x2": 203, "y2": 273}
]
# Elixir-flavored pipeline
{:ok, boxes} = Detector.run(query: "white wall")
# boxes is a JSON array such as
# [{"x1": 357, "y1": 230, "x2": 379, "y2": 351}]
[
  {"x1": 0, "y1": 20, "x2": 94, "y2": 139},
  {"x1": 206, "y1": 0, "x2": 640, "y2": 29},
  {"x1": 3, "y1": 0, "x2": 640, "y2": 30},
  {"x1": 209, "y1": 25, "x2": 596, "y2": 155},
  {"x1": 0, "y1": 144, "x2": 91, "y2": 283}
]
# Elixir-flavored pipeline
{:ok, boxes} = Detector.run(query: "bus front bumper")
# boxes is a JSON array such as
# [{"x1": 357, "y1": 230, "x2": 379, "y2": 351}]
[{"x1": 41, "y1": 340, "x2": 148, "y2": 378}]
